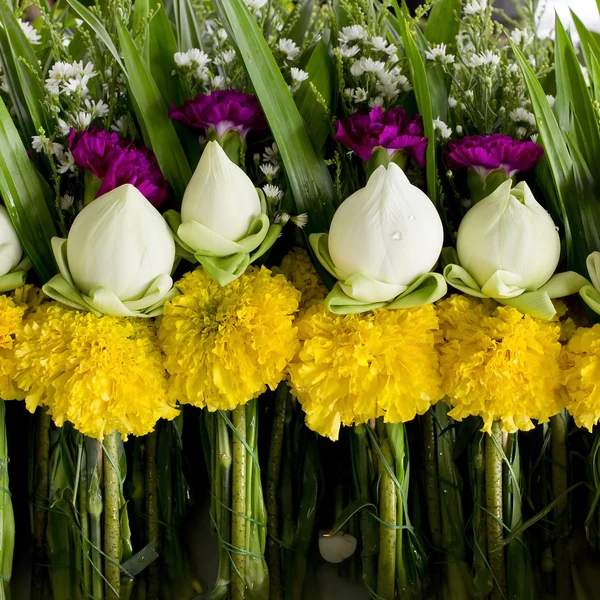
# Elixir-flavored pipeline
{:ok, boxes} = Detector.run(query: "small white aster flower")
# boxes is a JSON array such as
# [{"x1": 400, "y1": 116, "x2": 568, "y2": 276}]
[
  {"x1": 217, "y1": 28, "x2": 228, "y2": 41},
  {"x1": 222, "y1": 49, "x2": 237, "y2": 64},
  {"x1": 57, "y1": 150, "x2": 75, "y2": 174},
  {"x1": 433, "y1": 117, "x2": 452, "y2": 140},
  {"x1": 465, "y1": 90, "x2": 475, "y2": 100},
  {"x1": 57, "y1": 118, "x2": 70, "y2": 136},
  {"x1": 245, "y1": 0, "x2": 267, "y2": 10},
  {"x1": 260, "y1": 163, "x2": 279, "y2": 178},
  {"x1": 31, "y1": 136, "x2": 45, "y2": 153},
  {"x1": 357, "y1": 57, "x2": 386, "y2": 74},
  {"x1": 546, "y1": 94, "x2": 555, "y2": 107},
  {"x1": 291, "y1": 213, "x2": 308, "y2": 228},
  {"x1": 339, "y1": 25, "x2": 367, "y2": 45},
  {"x1": 349, "y1": 61, "x2": 364, "y2": 78},
  {"x1": 530, "y1": 133, "x2": 539, "y2": 143},
  {"x1": 111, "y1": 117, "x2": 125, "y2": 135},
  {"x1": 509, "y1": 28, "x2": 534, "y2": 46},
  {"x1": 368, "y1": 96, "x2": 385, "y2": 108},
  {"x1": 263, "y1": 184, "x2": 283, "y2": 200},
  {"x1": 278, "y1": 38, "x2": 300, "y2": 61},
  {"x1": 370, "y1": 36, "x2": 388, "y2": 52},
  {"x1": 211, "y1": 75, "x2": 226, "y2": 89},
  {"x1": 448, "y1": 96, "x2": 458, "y2": 108},
  {"x1": 425, "y1": 44, "x2": 455, "y2": 65},
  {"x1": 85, "y1": 99, "x2": 109, "y2": 119},
  {"x1": 456, "y1": 124, "x2": 464, "y2": 134},
  {"x1": 45, "y1": 62, "x2": 74, "y2": 95},
  {"x1": 61, "y1": 194, "x2": 75, "y2": 210},
  {"x1": 343, "y1": 87, "x2": 354, "y2": 98},
  {"x1": 18, "y1": 19, "x2": 41, "y2": 45},
  {"x1": 464, "y1": 0, "x2": 486, "y2": 15},
  {"x1": 290, "y1": 68, "x2": 309, "y2": 83},
  {"x1": 386, "y1": 45, "x2": 398, "y2": 57},
  {"x1": 71, "y1": 61, "x2": 97, "y2": 79},
  {"x1": 353, "y1": 87, "x2": 368, "y2": 103},
  {"x1": 71, "y1": 111, "x2": 92, "y2": 129},
  {"x1": 339, "y1": 45, "x2": 360, "y2": 58},
  {"x1": 515, "y1": 126, "x2": 527, "y2": 138},
  {"x1": 263, "y1": 142, "x2": 279, "y2": 165},
  {"x1": 274, "y1": 212, "x2": 290, "y2": 225},
  {"x1": 509, "y1": 107, "x2": 535, "y2": 126},
  {"x1": 507, "y1": 63, "x2": 519, "y2": 74}
]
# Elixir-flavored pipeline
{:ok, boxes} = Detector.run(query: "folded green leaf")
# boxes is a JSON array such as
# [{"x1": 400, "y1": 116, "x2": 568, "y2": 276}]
[
  {"x1": 173, "y1": 0, "x2": 203, "y2": 50},
  {"x1": 0, "y1": 96, "x2": 58, "y2": 283},
  {"x1": 424, "y1": 0, "x2": 461, "y2": 52}
]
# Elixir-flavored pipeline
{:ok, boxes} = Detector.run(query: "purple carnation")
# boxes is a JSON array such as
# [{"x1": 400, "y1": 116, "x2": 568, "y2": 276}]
[
  {"x1": 334, "y1": 107, "x2": 428, "y2": 167},
  {"x1": 69, "y1": 127, "x2": 168, "y2": 207},
  {"x1": 445, "y1": 134, "x2": 544, "y2": 177},
  {"x1": 169, "y1": 90, "x2": 268, "y2": 138}
]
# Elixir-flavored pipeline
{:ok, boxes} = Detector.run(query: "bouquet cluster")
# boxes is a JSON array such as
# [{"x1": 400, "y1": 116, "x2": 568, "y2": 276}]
[{"x1": 0, "y1": 1, "x2": 598, "y2": 600}]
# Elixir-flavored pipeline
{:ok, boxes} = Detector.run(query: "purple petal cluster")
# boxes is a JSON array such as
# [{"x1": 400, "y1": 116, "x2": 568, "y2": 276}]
[
  {"x1": 69, "y1": 127, "x2": 168, "y2": 207},
  {"x1": 445, "y1": 134, "x2": 544, "y2": 176},
  {"x1": 169, "y1": 90, "x2": 268, "y2": 138},
  {"x1": 334, "y1": 107, "x2": 428, "y2": 166}
]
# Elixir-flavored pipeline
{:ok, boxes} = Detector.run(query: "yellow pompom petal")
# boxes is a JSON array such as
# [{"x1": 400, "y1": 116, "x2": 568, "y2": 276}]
[
  {"x1": 0, "y1": 294, "x2": 27, "y2": 400},
  {"x1": 14, "y1": 303, "x2": 177, "y2": 439},
  {"x1": 158, "y1": 266, "x2": 300, "y2": 411},
  {"x1": 560, "y1": 325, "x2": 600, "y2": 430},
  {"x1": 438, "y1": 295, "x2": 562, "y2": 434},
  {"x1": 289, "y1": 303, "x2": 443, "y2": 441},
  {"x1": 273, "y1": 247, "x2": 327, "y2": 312}
]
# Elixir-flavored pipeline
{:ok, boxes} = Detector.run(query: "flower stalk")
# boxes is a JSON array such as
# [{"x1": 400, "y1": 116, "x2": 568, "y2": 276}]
[
  {"x1": 421, "y1": 410, "x2": 442, "y2": 552},
  {"x1": 0, "y1": 401, "x2": 14, "y2": 600},
  {"x1": 146, "y1": 430, "x2": 159, "y2": 600},
  {"x1": 232, "y1": 406, "x2": 248, "y2": 600},
  {"x1": 104, "y1": 431, "x2": 121, "y2": 600}
]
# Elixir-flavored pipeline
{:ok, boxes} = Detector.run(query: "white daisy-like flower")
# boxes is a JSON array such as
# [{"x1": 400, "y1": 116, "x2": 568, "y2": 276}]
[
  {"x1": 448, "y1": 96, "x2": 458, "y2": 108},
  {"x1": 174, "y1": 49, "x2": 210, "y2": 69},
  {"x1": 217, "y1": 28, "x2": 228, "y2": 41},
  {"x1": 509, "y1": 28, "x2": 534, "y2": 46},
  {"x1": 386, "y1": 44, "x2": 398, "y2": 56},
  {"x1": 57, "y1": 150, "x2": 75, "y2": 174},
  {"x1": 45, "y1": 61, "x2": 73, "y2": 95},
  {"x1": 32, "y1": 135, "x2": 63, "y2": 156},
  {"x1": 357, "y1": 57, "x2": 386, "y2": 74},
  {"x1": 263, "y1": 142, "x2": 280, "y2": 165},
  {"x1": 368, "y1": 96, "x2": 385, "y2": 108},
  {"x1": 260, "y1": 163, "x2": 279, "y2": 178},
  {"x1": 278, "y1": 38, "x2": 300, "y2": 61},
  {"x1": 456, "y1": 124, "x2": 464, "y2": 134},
  {"x1": 84, "y1": 99, "x2": 109, "y2": 119},
  {"x1": 465, "y1": 90, "x2": 475, "y2": 100},
  {"x1": 60, "y1": 194, "x2": 75, "y2": 210},
  {"x1": 338, "y1": 25, "x2": 367, "y2": 45},
  {"x1": 245, "y1": 0, "x2": 267, "y2": 10},
  {"x1": 343, "y1": 87, "x2": 354, "y2": 98},
  {"x1": 31, "y1": 136, "x2": 45, "y2": 153},
  {"x1": 291, "y1": 213, "x2": 308, "y2": 228},
  {"x1": 546, "y1": 94, "x2": 555, "y2": 107},
  {"x1": 18, "y1": 19, "x2": 41, "y2": 45},
  {"x1": 464, "y1": 0, "x2": 486, "y2": 15},
  {"x1": 339, "y1": 45, "x2": 360, "y2": 58},
  {"x1": 71, "y1": 61, "x2": 97, "y2": 79},
  {"x1": 515, "y1": 126, "x2": 527, "y2": 138},
  {"x1": 57, "y1": 118, "x2": 70, "y2": 137},
  {"x1": 433, "y1": 117, "x2": 452, "y2": 140},
  {"x1": 353, "y1": 87, "x2": 368, "y2": 103},
  {"x1": 465, "y1": 50, "x2": 499, "y2": 68},
  {"x1": 211, "y1": 75, "x2": 226, "y2": 89},
  {"x1": 290, "y1": 68, "x2": 309, "y2": 83},
  {"x1": 507, "y1": 63, "x2": 519, "y2": 74},
  {"x1": 71, "y1": 111, "x2": 92, "y2": 129},
  {"x1": 425, "y1": 44, "x2": 455, "y2": 65},
  {"x1": 509, "y1": 107, "x2": 535, "y2": 126},
  {"x1": 63, "y1": 75, "x2": 90, "y2": 96},
  {"x1": 376, "y1": 81, "x2": 397, "y2": 99},
  {"x1": 263, "y1": 183, "x2": 283, "y2": 200},
  {"x1": 274, "y1": 211, "x2": 290, "y2": 225},
  {"x1": 530, "y1": 133, "x2": 539, "y2": 143},
  {"x1": 370, "y1": 36, "x2": 388, "y2": 52},
  {"x1": 111, "y1": 117, "x2": 125, "y2": 135},
  {"x1": 349, "y1": 61, "x2": 364, "y2": 78}
]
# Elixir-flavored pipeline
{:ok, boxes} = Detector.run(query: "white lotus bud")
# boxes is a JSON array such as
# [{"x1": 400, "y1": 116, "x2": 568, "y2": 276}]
[
  {"x1": 181, "y1": 140, "x2": 261, "y2": 242},
  {"x1": 457, "y1": 180, "x2": 560, "y2": 294},
  {"x1": 0, "y1": 205, "x2": 23, "y2": 276},
  {"x1": 327, "y1": 163, "x2": 444, "y2": 302},
  {"x1": 318, "y1": 531, "x2": 357, "y2": 563},
  {"x1": 67, "y1": 184, "x2": 175, "y2": 301}
]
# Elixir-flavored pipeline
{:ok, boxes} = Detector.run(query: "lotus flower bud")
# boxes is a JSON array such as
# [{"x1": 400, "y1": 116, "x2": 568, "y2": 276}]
[
  {"x1": 318, "y1": 531, "x2": 357, "y2": 563},
  {"x1": 456, "y1": 180, "x2": 560, "y2": 294},
  {"x1": 181, "y1": 140, "x2": 261, "y2": 242},
  {"x1": 0, "y1": 206, "x2": 23, "y2": 276},
  {"x1": 327, "y1": 163, "x2": 444, "y2": 302},
  {"x1": 67, "y1": 184, "x2": 175, "y2": 301}
]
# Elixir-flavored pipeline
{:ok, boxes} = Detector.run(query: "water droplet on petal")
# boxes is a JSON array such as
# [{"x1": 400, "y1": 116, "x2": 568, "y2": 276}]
[
  {"x1": 408, "y1": 215, "x2": 415, "y2": 221},
  {"x1": 391, "y1": 231, "x2": 403, "y2": 240}
]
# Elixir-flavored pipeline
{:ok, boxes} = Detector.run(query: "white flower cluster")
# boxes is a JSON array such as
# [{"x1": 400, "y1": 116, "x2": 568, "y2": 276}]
[
  {"x1": 45, "y1": 61, "x2": 97, "y2": 97},
  {"x1": 31, "y1": 133, "x2": 76, "y2": 174},
  {"x1": 174, "y1": 48, "x2": 212, "y2": 86},
  {"x1": 18, "y1": 18, "x2": 41, "y2": 45},
  {"x1": 338, "y1": 25, "x2": 409, "y2": 110}
]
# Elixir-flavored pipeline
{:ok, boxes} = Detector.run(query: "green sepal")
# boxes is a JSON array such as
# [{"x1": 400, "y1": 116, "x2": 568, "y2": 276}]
[
  {"x1": 309, "y1": 233, "x2": 447, "y2": 314},
  {"x1": 324, "y1": 272, "x2": 447, "y2": 315},
  {"x1": 466, "y1": 167, "x2": 513, "y2": 204},
  {"x1": 42, "y1": 238, "x2": 176, "y2": 317},
  {"x1": 580, "y1": 252, "x2": 600, "y2": 315},
  {"x1": 580, "y1": 285, "x2": 600, "y2": 315},
  {"x1": 444, "y1": 262, "x2": 589, "y2": 320},
  {"x1": 165, "y1": 191, "x2": 281, "y2": 286},
  {"x1": 0, "y1": 257, "x2": 31, "y2": 293}
]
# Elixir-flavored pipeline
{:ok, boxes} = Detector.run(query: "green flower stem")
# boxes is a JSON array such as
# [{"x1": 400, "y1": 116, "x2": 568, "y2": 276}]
[
  {"x1": 130, "y1": 437, "x2": 146, "y2": 600},
  {"x1": 77, "y1": 439, "x2": 92, "y2": 597},
  {"x1": 104, "y1": 431, "x2": 121, "y2": 600},
  {"x1": 551, "y1": 412, "x2": 570, "y2": 599},
  {"x1": 266, "y1": 383, "x2": 287, "y2": 600},
  {"x1": 232, "y1": 406, "x2": 248, "y2": 600},
  {"x1": 486, "y1": 422, "x2": 507, "y2": 600},
  {"x1": 87, "y1": 439, "x2": 104, "y2": 600},
  {"x1": 146, "y1": 430, "x2": 159, "y2": 600},
  {"x1": 376, "y1": 437, "x2": 397, "y2": 600},
  {"x1": 31, "y1": 409, "x2": 50, "y2": 600},
  {"x1": 0, "y1": 401, "x2": 14, "y2": 600},
  {"x1": 422, "y1": 410, "x2": 442, "y2": 552},
  {"x1": 281, "y1": 397, "x2": 295, "y2": 600},
  {"x1": 350, "y1": 425, "x2": 378, "y2": 593}
]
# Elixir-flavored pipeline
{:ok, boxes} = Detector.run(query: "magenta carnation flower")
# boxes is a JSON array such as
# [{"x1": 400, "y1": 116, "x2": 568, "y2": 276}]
[
  {"x1": 445, "y1": 134, "x2": 544, "y2": 177},
  {"x1": 334, "y1": 106, "x2": 428, "y2": 167},
  {"x1": 69, "y1": 127, "x2": 168, "y2": 207},
  {"x1": 169, "y1": 90, "x2": 268, "y2": 138}
]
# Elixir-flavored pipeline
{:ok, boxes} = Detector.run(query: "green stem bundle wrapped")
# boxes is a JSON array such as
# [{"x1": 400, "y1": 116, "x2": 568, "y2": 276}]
[{"x1": 0, "y1": 401, "x2": 14, "y2": 600}]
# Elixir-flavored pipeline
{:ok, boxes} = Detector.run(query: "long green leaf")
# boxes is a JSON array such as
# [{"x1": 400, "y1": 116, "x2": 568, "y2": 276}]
[
  {"x1": 116, "y1": 20, "x2": 191, "y2": 200},
  {"x1": 424, "y1": 0, "x2": 461, "y2": 51},
  {"x1": 288, "y1": 0, "x2": 315, "y2": 47},
  {"x1": 571, "y1": 10, "x2": 600, "y2": 103},
  {"x1": 0, "y1": 97, "x2": 58, "y2": 282},
  {"x1": 173, "y1": 0, "x2": 202, "y2": 50},
  {"x1": 0, "y1": 5, "x2": 49, "y2": 134},
  {"x1": 294, "y1": 38, "x2": 335, "y2": 153},
  {"x1": 213, "y1": 0, "x2": 336, "y2": 237},
  {"x1": 393, "y1": 4, "x2": 439, "y2": 206}
]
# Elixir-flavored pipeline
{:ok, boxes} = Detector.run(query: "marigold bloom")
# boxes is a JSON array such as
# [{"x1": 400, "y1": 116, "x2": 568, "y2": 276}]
[
  {"x1": 560, "y1": 325, "x2": 600, "y2": 430},
  {"x1": 273, "y1": 247, "x2": 327, "y2": 312},
  {"x1": 14, "y1": 303, "x2": 177, "y2": 439},
  {"x1": 158, "y1": 266, "x2": 300, "y2": 411},
  {"x1": 289, "y1": 303, "x2": 443, "y2": 440},
  {"x1": 438, "y1": 295, "x2": 562, "y2": 433}
]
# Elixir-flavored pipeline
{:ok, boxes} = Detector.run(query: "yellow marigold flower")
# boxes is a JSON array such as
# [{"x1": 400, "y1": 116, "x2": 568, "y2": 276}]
[
  {"x1": 0, "y1": 294, "x2": 27, "y2": 400},
  {"x1": 273, "y1": 247, "x2": 327, "y2": 311},
  {"x1": 289, "y1": 303, "x2": 443, "y2": 441},
  {"x1": 158, "y1": 266, "x2": 300, "y2": 411},
  {"x1": 560, "y1": 325, "x2": 600, "y2": 430},
  {"x1": 14, "y1": 303, "x2": 177, "y2": 439},
  {"x1": 438, "y1": 295, "x2": 562, "y2": 434}
]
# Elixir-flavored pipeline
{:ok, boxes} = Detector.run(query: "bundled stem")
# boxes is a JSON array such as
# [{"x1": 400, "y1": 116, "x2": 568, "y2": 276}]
[
  {"x1": 377, "y1": 438, "x2": 397, "y2": 600},
  {"x1": 486, "y1": 422, "x2": 507, "y2": 600},
  {"x1": 232, "y1": 406, "x2": 248, "y2": 600},
  {"x1": 421, "y1": 410, "x2": 442, "y2": 552},
  {"x1": 0, "y1": 401, "x2": 14, "y2": 600},
  {"x1": 76, "y1": 438, "x2": 92, "y2": 597},
  {"x1": 551, "y1": 412, "x2": 570, "y2": 599},
  {"x1": 104, "y1": 431, "x2": 121, "y2": 600},
  {"x1": 87, "y1": 439, "x2": 104, "y2": 600},
  {"x1": 146, "y1": 430, "x2": 159, "y2": 600}
]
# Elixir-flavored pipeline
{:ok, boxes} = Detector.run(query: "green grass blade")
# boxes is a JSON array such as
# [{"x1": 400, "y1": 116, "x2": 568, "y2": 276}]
[
  {"x1": 213, "y1": 0, "x2": 336, "y2": 237},
  {"x1": 0, "y1": 96, "x2": 58, "y2": 282},
  {"x1": 392, "y1": 3, "x2": 439, "y2": 207},
  {"x1": 116, "y1": 20, "x2": 192, "y2": 200},
  {"x1": 424, "y1": 0, "x2": 461, "y2": 52},
  {"x1": 173, "y1": 0, "x2": 202, "y2": 50},
  {"x1": 288, "y1": 0, "x2": 316, "y2": 46}
]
